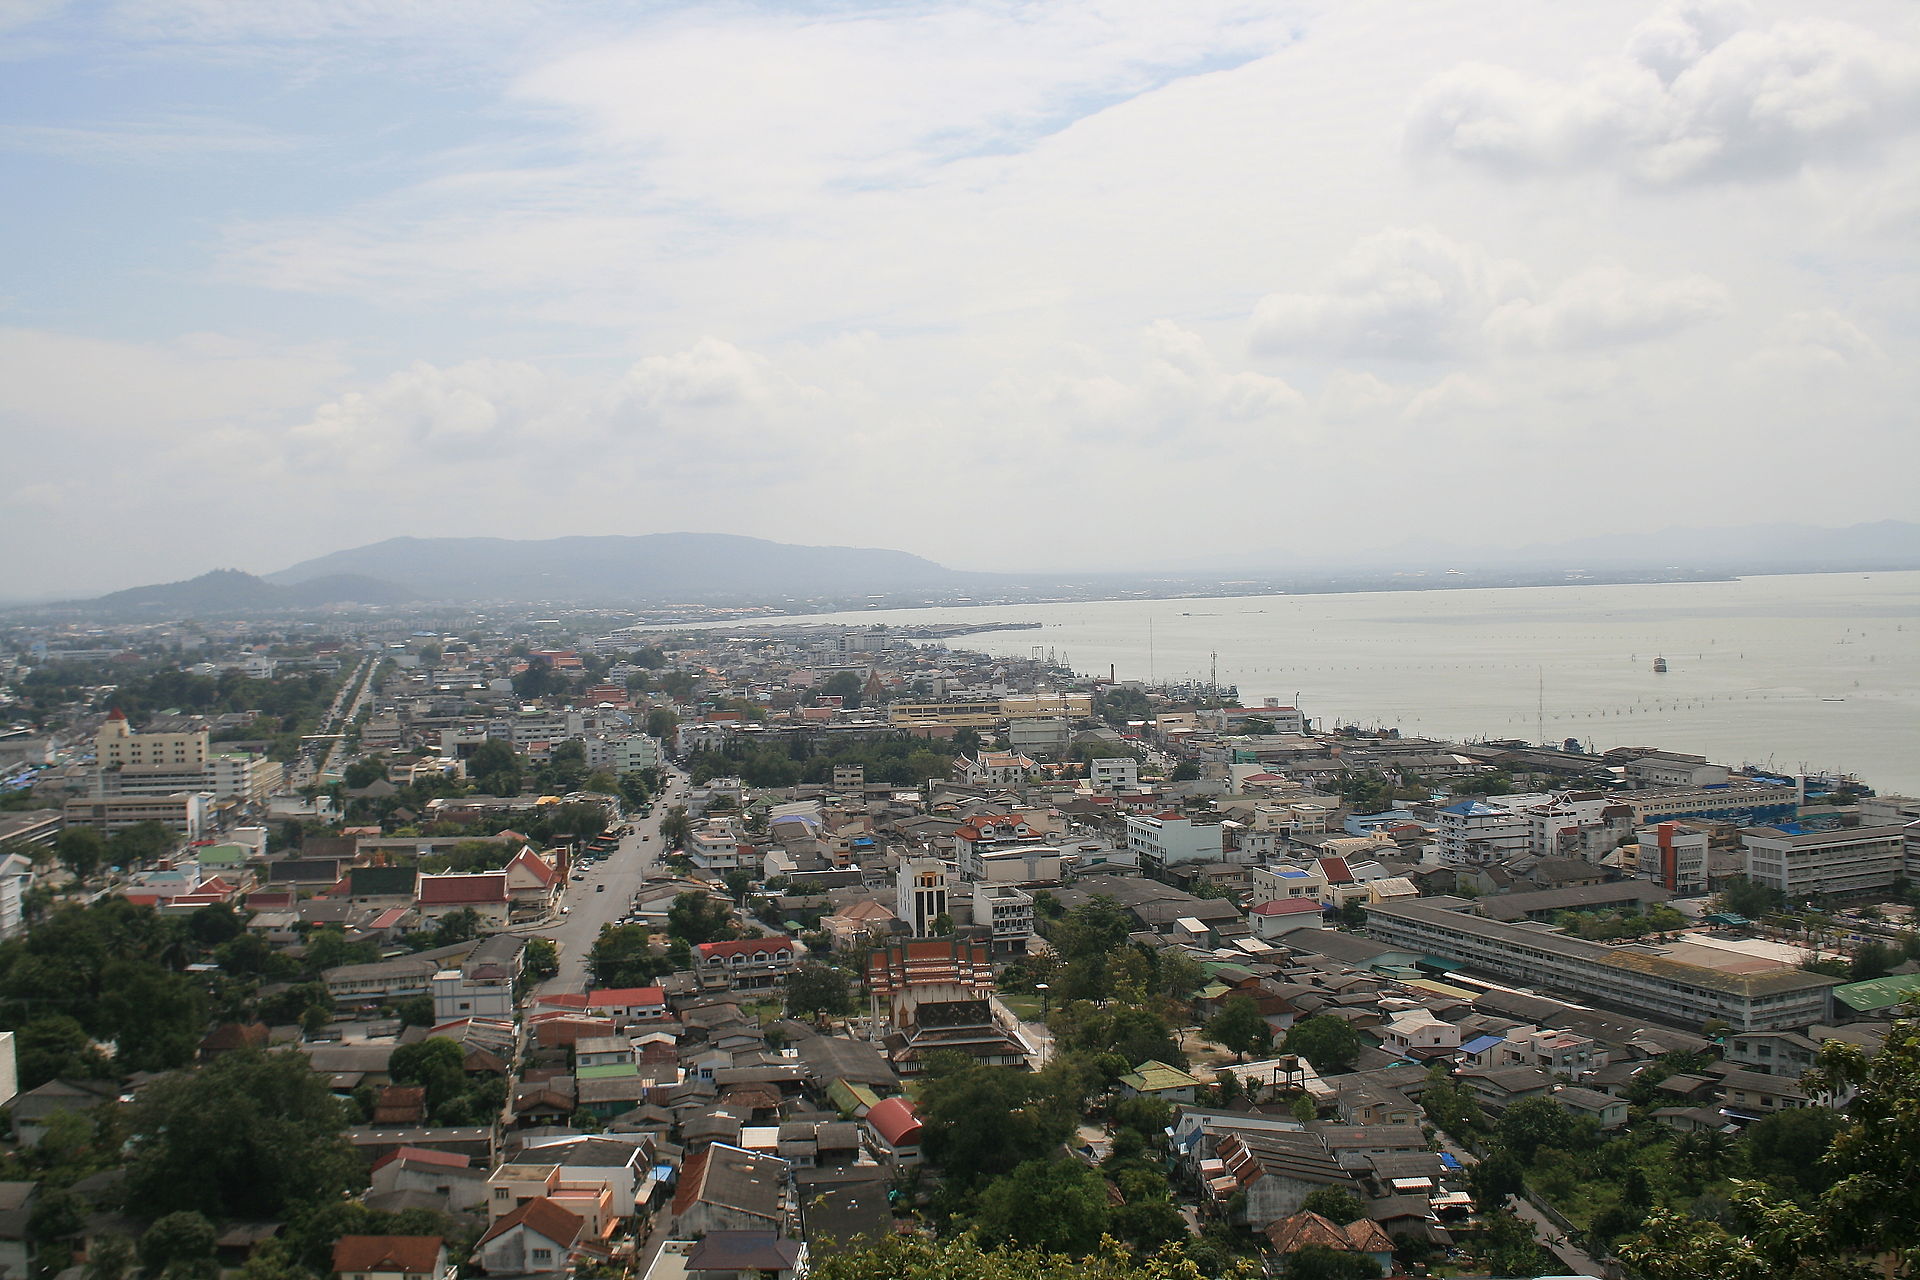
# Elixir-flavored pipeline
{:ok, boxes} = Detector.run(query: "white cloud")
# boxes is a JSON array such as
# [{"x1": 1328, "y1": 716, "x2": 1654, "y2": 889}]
[
  {"x1": 1250, "y1": 229, "x2": 1726, "y2": 359},
  {"x1": 1406, "y1": 1, "x2": 1920, "y2": 183},
  {"x1": 1485, "y1": 264, "x2": 1729, "y2": 348}
]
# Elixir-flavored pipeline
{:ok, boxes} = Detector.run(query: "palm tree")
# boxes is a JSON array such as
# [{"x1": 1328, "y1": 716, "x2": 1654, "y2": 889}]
[{"x1": 1672, "y1": 1128, "x2": 1738, "y2": 1183}]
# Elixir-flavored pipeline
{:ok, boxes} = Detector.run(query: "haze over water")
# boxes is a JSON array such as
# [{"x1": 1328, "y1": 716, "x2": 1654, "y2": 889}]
[{"x1": 742, "y1": 571, "x2": 1920, "y2": 795}]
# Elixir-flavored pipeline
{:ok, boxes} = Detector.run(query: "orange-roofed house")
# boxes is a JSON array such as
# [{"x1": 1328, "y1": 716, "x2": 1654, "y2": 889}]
[
  {"x1": 1264, "y1": 1210, "x2": 1395, "y2": 1272},
  {"x1": 330, "y1": 1235, "x2": 448, "y2": 1280}
]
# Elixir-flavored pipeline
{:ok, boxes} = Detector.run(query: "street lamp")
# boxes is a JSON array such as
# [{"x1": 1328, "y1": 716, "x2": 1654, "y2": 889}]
[{"x1": 1035, "y1": 982, "x2": 1051, "y2": 1020}]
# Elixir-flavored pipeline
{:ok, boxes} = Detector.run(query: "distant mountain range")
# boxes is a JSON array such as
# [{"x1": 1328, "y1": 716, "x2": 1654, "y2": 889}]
[
  {"x1": 22, "y1": 520, "x2": 1920, "y2": 619},
  {"x1": 78, "y1": 569, "x2": 415, "y2": 615},
  {"x1": 266, "y1": 533, "x2": 971, "y2": 603}
]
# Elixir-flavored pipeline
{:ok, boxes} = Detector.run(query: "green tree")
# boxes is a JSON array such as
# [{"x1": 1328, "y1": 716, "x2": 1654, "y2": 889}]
[
  {"x1": 645, "y1": 708, "x2": 680, "y2": 740},
  {"x1": 1495, "y1": 1095, "x2": 1581, "y2": 1163},
  {"x1": 125, "y1": 1050, "x2": 358, "y2": 1220},
  {"x1": 1849, "y1": 940, "x2": 1893, "y2": 982},
  {"x1": 1204, "y1": 994, "x2": 1272, "y2": 1062},
  {"x1": 1672, "y1": 1128, "x2": 1738, "y2": 1185},
  {"x1": 810, "y1": 1233, "x2": 1255, "y2": 1280},
  {"x1": 785, "y1": 962, "x2": 853, "y2": 1022},
  {"x1": 55, "y1": 827, "x2": 107, "y2": 880},
  {"x1": 1170, "y1": 761, "x2": 1201, "y2": 782},
  {"x1": 138, "y1": 1212, "x2": 219, "y2": 1275},
  {"x1": 973, "y1": 1158, "x2": 1110, "y2": 1255},
  {"x1": 666, "y1": 891, "x2": 734, "y2": 945},
  {"x1": 1743, "y1": 1106, "x2": 1845, "y2": 1193},
  {"x1": 659, "y1": 804, "x2": 691, "y2": 849},
  {"x1": 587, "y1": 924, "x2": 669, "y2": 988},
  {"x1": 468, "y1": 739, "x2": 522, "y2": 796},
  {"x1": 83, "y1": 1233, "x2": 136, "y2": 1280},
  {"x1": 918, "y1": 1057, "x2": 1075, "y2": 1189},
  {"x1": 1285, "y1": 1247, "x2": 1383, "y2": 1280},
  {"x1": 1300, "y1": 1186, "x2": 1365, "y2": 1225},
  {"x1": 388, "y1": 1037, "x2": 467, "y2": 1114},
  {"x1": 524, "y1": 937, "x2": 559, "y2": 980},
  {"x1": 1282, "y1": 1015, "x2": 1361, "y2": 1075},
  {"x1": 13, "y1": 1015, "x2": 112, "y2": 1090}
]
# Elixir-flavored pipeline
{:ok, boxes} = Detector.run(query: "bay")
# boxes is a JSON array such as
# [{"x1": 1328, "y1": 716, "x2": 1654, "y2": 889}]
[{"x1": 699, "y1": 571, "x2": 1920, "y2": 795}]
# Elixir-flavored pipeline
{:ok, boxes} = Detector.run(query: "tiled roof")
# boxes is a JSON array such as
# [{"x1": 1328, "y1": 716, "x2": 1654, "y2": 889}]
[
  {"x1": 331, "y1": 1236, "x2": 443, "y2": 1274},
  {"x1": 478, "y1": 1197, "x2": 585, "y2": 1249},
  {"x1": 416, "y1": 872, "x2": 507, "y2": 905},
  {"x1": 696, "y1": 937, "x2": 793, "y2": 960}
]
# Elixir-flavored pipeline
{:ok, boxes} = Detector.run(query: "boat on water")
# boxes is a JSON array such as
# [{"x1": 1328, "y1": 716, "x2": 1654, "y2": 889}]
[{"x1": 1653, "y1": 657, "x2": 1668, "y2": 673}]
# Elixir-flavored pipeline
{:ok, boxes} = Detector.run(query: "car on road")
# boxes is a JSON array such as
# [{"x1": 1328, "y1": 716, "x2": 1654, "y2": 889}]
[{"x1": 596, "y1": 884, "x2": 605, "y2": 892}]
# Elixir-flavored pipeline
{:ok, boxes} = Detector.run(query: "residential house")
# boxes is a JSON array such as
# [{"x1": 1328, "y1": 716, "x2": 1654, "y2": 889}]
[
  {"x1": 330, "y1": 1236, "x2": 448, "y2": 1280},
  {"x1": 671, "y1": 1144, "x2": 790, "y2": 1237},
  {"x1": 475, "y1": 1199, "x2": 587, "y2": 1276}
]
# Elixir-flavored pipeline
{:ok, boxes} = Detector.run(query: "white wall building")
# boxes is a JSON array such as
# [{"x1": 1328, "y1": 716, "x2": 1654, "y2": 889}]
[
  {"x1": 1741, "y1": 825, "x2": 1907, "y2": 899},
  {"x1": 1087, "y1": 756, "x2": 1141, "y2": 792},
  {"x1": 1126, "y1": 811, "x2": 1225, "y2": 869},
  {"x1": 896, "y1": 858, "x2": 950, "y2": 937},
  {"x1": 1435, "y1": 801, "x2": 1531, "y2": 865}
]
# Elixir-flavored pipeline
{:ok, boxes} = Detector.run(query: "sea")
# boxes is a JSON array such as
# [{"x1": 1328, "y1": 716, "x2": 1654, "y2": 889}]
[{"x1": 698, "y1": 571, "x2": 1920, "y2": 795}]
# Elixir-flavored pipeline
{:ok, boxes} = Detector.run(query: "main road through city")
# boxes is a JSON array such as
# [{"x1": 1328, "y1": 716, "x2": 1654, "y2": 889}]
[{"x1": 528, "y1": 768, "x2": 688, "y2": 998}]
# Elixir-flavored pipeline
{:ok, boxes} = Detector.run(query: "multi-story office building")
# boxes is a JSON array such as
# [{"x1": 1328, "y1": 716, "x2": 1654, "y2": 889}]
[
  {"x1": 1741, "y1": 825, "x2": 1908, "y2": 898},
  {"x1": 1127, "y1": 811, "x2": 1225, "y2": 870}
]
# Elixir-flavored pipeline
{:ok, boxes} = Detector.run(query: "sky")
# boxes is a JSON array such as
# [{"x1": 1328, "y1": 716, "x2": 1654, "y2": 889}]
[{"x1": 3, "y1": 0, "x2": 1919, "y2": 597}]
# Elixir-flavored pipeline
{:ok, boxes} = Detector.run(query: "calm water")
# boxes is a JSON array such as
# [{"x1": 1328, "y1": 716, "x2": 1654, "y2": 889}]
[{"x1": 721, "y1": 572, "x2": 1920, "y2": 794}]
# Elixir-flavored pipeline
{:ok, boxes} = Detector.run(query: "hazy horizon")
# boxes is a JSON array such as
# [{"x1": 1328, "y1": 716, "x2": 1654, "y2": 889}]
[{"x1": 4, "y1": 1, "x2": 1919, "y2": 597}]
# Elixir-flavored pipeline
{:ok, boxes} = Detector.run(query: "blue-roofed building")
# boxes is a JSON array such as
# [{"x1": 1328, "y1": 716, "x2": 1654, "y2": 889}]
[
  {"x1": 1436, "y1": 800, "x2": 1529, "y2": 865},
  {"x1": 1457, "y1": 1034, "x2": 1508, "y2": 1069}
]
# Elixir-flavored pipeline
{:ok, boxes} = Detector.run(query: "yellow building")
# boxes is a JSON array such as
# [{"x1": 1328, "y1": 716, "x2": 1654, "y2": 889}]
[{"x1": 96, "y1": 709, "x2": 209, "y2": 772}]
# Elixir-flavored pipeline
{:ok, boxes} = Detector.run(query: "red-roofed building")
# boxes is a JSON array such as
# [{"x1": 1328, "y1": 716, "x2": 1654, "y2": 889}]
[
  {"x1": 694, "y1": 937, "x2": 795, "y2": 991},
  {"x1": 503, "y1": 847, "x2": 561, "y2": 906},
  {"x1": 1316, "y1": 857, "x2": 1355, "y2": 886},
  {"x1": 862, "y1": 1097, "x2": 923, "y2": 1165},
  {"x1": 415, "y1": 872, "x2": 508, "y2": 929},
  {"x1": 331, "y1": 1235, "x2": 448, "y2": 1280},
  {"x1": 584, "y1": 987, "x2": 667, "y2": 1020},
  {"x1": 1248, "y1": 897, "x2": 1326, "y2": 940}
]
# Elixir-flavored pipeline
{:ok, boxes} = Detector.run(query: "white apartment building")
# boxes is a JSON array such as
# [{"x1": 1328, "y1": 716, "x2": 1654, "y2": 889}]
[
  {"x1": 970, "y1": 882, "x2": 1035, "y2": 953},
  {"x1": 1522, "y1": 791, "x2": 1618, "y2": 856},
  {"x1": 1126, "y1": 811, "x2": 1225, "y2": 869},
  {"x1": 896, "y1": 858, "x2": 950, "y2": 937},
  {"x1": 1741, "y1": 825, "x2": 1908, "y2": 899},
  {"x1": 1087, "y1": 756, "x2": 1140, "y2": 791},
  {"x1": 210, "y1": 752, "x2": 283, "y2": 804},
  {"x1": 687, "y1": 821, "x2": 751, "y2": 871},
  {"x1": 1435, "y1": 800, "x2": 1531, "y2": 865}
]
